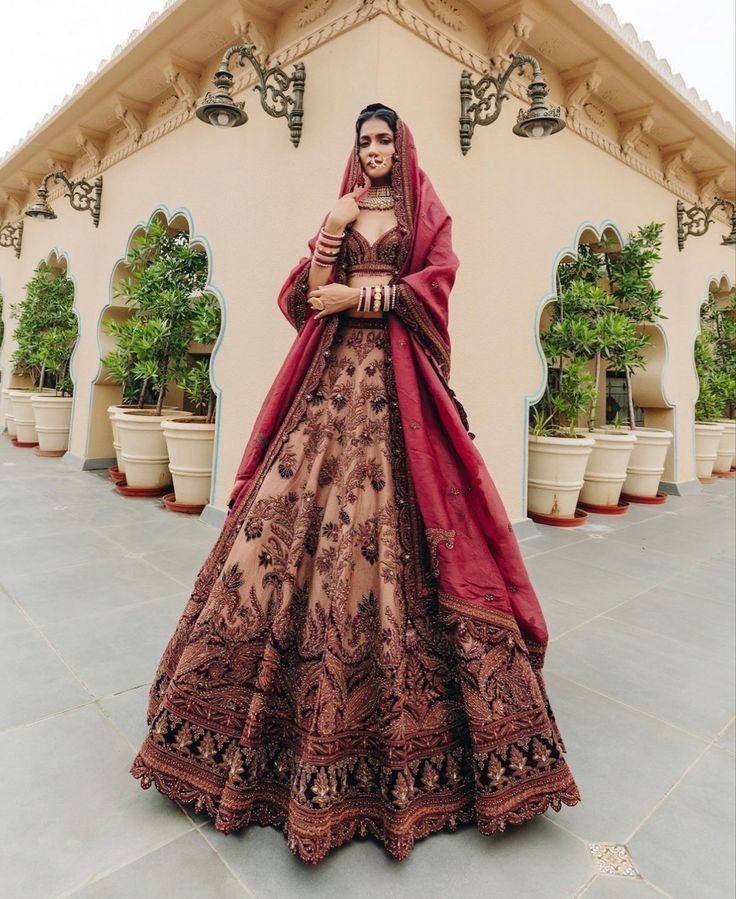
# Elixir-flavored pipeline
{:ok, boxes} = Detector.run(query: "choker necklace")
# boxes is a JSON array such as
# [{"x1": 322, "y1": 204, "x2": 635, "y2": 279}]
[{"x1": 357, "y1": 185, "x2": 395, "y2": 210}]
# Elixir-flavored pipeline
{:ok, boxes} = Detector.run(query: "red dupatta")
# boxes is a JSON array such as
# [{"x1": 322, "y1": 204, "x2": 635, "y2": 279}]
[{"x1": 230, "y1": 119, "x2": 550, "y2": 667}]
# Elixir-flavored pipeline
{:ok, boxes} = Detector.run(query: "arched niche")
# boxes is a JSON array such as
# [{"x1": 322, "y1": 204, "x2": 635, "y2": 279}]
[
  {"x1": 692, "y1": 272, "x2": 736, "y2": 421},
  {"x1": 86, "y1": 208, "x2": 224, "y2": 471},
  {"x1": 532, "y1": 222, "x2": 673, "y2": 434}
]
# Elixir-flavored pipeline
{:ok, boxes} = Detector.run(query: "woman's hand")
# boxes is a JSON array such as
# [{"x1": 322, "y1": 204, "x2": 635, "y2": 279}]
[
  {"x1": 325, "y1": 173, "x2": 371, "y2": 232},
  {"x1": 308, "y1": 284, "x2": 360, "y2": 320}
]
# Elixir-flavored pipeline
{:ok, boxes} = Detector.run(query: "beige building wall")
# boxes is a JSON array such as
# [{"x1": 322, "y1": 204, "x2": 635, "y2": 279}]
[{"x1": 1, "y1": 1, "x2": 734, "y2": 527}]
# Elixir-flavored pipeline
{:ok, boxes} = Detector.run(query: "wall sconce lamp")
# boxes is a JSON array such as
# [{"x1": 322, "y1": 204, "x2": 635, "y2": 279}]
[
  {"x1": 459, "y1": 54, "x2": 565, "y2": 155},
  {"x1": 25, "y1": 171, "x2": 103, "y2": 227},
  {"x1": 196, "y1": 44, "x2": 305, "y2": 147},
  {"x1": 0, "y1": 220, "x2": 24, "y2": 258},
  {"x1": 676, "y1": 197, "x2": 736, "y2": 250}
]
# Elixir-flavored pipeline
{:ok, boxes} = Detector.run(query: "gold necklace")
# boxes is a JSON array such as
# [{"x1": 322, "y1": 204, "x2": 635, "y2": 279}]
[{"x1": 357, "y1": 186, "x2": 395, "y2": 210}]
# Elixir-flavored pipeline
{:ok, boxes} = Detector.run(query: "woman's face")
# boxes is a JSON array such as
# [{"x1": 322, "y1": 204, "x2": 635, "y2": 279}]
[{"x1": 357, "y1": 117, "x2": 395, "y2": 185}]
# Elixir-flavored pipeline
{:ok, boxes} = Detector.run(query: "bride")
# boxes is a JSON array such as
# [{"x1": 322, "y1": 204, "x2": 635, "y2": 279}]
[{"x1": 130, "y1": 103, "x2": 580, "y2": 864}]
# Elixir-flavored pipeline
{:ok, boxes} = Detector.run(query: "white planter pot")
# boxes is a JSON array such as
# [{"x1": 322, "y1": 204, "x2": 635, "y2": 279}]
[
  {"x1": 161, "y1": 417, "x2": 216, "y2": 506},
  {"x1": 713, "y1": 419, "x2": 736, "y2": 473},
  {"x1": 599, "y1": 425, "x2": 673, "y2": 498},
  {"x1": 2, "y1": 387, "x2": 19, "y2": 436},
  {"x1": 9, "y1": 390, "x2": 42, "y2": 444},
  {"x1": 30, "y1": 394, "x2": 73, "y2": 453},
  {"x1": 694, "y1": 421, "x2": 726, "y2": 479},
  {"x1": 577, "y1": 428, "x2": 637, "y2": 507},
  {"x1": 527, "y1": 433, "x2": 595, "y2": 519},
  {"x1": 107, "y1": 404, "x2": 127, "y2": 472},
  {"x1": 108, "y1": 404, "x2": 179, "y2": 473},
  {"x1": 117, "y1": 409, "x2": 192, "y2": 489}
]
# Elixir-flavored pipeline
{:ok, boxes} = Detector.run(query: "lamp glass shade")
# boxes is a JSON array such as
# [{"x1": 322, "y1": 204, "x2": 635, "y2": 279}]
[
  {"x1": 25, "y1": 201, "x2": 56, "y2": 220},
  {"x1": 195, "y1": 97, "x2": 247, "y2": 128}
]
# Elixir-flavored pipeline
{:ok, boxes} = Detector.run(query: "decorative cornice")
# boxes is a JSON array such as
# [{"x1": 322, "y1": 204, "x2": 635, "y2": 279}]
[
  {"x1": 163, "y1": 55, "x2": 203, "y2": 115},
  {"x1": 617, "y1": 105, "x2": 655, "y2": 157},
  {"x1": 485, "y1": 9, "x2": 535, "y2": 70},
  {"x1": 296, "y1": 0, "x2": 336, "y2": 30},
  {"x1": 561, "y1": 61, "x2": 603, "y2": 125},
  {"x1": 1, "y1": 0, "x2": 179, "y2": 164},
  {"x1": 75, "y1": 126, "x2": 106, "y2": 168},
  {"x1": 578, "y1": 0, "x2": 734, "y2": 140},
  {"x1": 1, "y1": 0, "x2": 732, "y2": 231},
  {"x1": 114, "y1": 94, "x2": 150, "y2": 144}
]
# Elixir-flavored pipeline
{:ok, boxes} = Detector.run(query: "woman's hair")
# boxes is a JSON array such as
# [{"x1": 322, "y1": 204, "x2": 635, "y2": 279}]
[{"x1": 355, "y1": 103, "x2": 398, "y2": 135}]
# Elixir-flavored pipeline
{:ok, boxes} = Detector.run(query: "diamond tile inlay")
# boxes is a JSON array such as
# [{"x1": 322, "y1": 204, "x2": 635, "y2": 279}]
[{"x1": 589, "y1": 842, "x2": 639, "y2": 877}]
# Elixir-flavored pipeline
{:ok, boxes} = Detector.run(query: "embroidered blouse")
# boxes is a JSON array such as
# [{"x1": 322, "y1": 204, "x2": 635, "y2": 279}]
[{"x1": 341, "y1": 224, "x2": 404, "y2": 278}]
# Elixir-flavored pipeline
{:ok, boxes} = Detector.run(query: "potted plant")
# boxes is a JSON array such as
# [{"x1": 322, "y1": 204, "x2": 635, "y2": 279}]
[
  {"x1": 162, "y1": 362, "x2": 218, "y2": 514},
  {"x1": 8, "y1": 263, "x2": 75, "y2": 449},
  {"x1": 109, "y1": 220, "x2": 209, "y2": 494},
  {"x1": 0, "y1": 291, "x2": 11, "y2": 437},
  {"x1": 699, "y1": 289, "x2": 736, "y2": 477},
  {"x1": 551, "y1": 270, "x2": 641, "y2": 515},
  {"x1": 560, "y1": 222, "x2": 672, "y2": 512},
  {"x1": 101, "y1": 316, "x2": 178, "y2": 485},
  {"x1": 30, "y1": 280, "x2": 78, "y2": 456},
  {"x1": 693, "y1": 316, "x2": 728, "y2": 481},
  {"x1": 528, "y1": 305, "x2": 597, "y2": 527}
]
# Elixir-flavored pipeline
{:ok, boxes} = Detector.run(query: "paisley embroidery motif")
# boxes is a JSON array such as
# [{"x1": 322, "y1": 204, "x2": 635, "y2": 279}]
[{"x1": 130, "y1": 316, "x2": 579, "y2": 864}]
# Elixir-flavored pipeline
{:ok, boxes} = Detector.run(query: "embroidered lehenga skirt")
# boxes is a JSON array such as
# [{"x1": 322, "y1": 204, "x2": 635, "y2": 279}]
[{"x1": 130, "y1": 315, "x2": 580, "y2": 863}]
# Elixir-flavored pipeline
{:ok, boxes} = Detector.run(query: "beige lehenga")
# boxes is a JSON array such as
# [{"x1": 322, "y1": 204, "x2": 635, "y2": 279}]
[{"x1": 130, "y1": 231, "x2": 579, "y2": 864}]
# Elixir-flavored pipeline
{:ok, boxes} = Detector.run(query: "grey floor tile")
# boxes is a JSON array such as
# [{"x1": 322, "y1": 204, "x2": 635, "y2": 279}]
[
  {"x1": 545, "y1": 616, "x2": 734, "y2": 739},
  {"x1": 0, "y1": 704, "x2": 193, "y2": 899},
  {"x1": 716, "y1": 720, "x2": 735, "y2": 754},
  {"x1": 605, "y1": 585, "x2": 735, "y2": 661},
  {"x1": 68, "y1": 830, "x2": 248, "y2": 898},
  {"x1": 1, "y1": 556, "x2": 184, "y2": 627},
  {"x1": 605, "y1": 514, "x2": 733, "y2": 561},
  {"x1": 99, "y1": 685, "x2": 152, "y2": 751},
  {"x1": 0, "y1": 628, "x2": 91, "y2": 730},
  {"x1": 542, "y1": 672, "x2": 706, "y2": 842},
  {"x1": 539, "y1": 595, "x2": 597, "y2": 640},
  {"x1": 526, "y1": 553, "x2": 652, "y2": 615},
  {"x1": 0, "y1": 526, "x2": 122, "y2": 579},
  {"x1": 99, "y1": 517, "x2": 216, "y2": 556},
  {"x1": 43, "y1": 594, "x2": 188, "y2": 698},
  {"x1": 204, "y1": 813, "x2": 593, "y2": 899},
  {"x1": 0, "y1": 591, "x2": 32, "y2": 635},
  {"x1": 554, "y1": 538, "x2": 690, "y2": 588},
  {"x1": 518, "y1": 526, "x2": 589, "y2": 558},
  {"x1": 144, "y1": 542, "x2": 213, "y2": 588},
  {"x1": 580, "y1": 876, "x2": 669, "y2": 897},
  {"x1": 658, "y1": 558, "x2": 735, "y2": 605},
  {"x1": 629, "y1": 747, "x2": 736, "y2": 899}
]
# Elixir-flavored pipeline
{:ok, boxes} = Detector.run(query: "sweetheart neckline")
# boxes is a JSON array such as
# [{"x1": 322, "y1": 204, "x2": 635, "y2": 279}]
[{"x1": 349, "y1": 225, "x2": 400, "y2": 250}]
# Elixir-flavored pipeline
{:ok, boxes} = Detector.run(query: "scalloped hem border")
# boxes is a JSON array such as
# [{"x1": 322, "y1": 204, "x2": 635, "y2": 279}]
[{"x1": 130, "y1": 756, "x2": 581, "y2": 864}]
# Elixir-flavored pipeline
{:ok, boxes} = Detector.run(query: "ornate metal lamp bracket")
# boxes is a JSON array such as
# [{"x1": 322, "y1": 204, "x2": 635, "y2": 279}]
[
  {"x1": 0, "y1": 220, "x2": 24, "y2": 258},
  {"x1": 27, "y1": 170, "x2": 103, "y2": 226},
  {"x1": 459, "y1": 53, "x2": 563, "y2": 154},
  {"x1": 198, "y1": 44, "x2": 306, "y2": 147},
  {"x1": 677, "y1": 197, "x2": 736, "y2": 250}
]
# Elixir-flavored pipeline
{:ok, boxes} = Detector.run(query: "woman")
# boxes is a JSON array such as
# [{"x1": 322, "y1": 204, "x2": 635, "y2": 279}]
[{"x1": 130, "y1": 104, "x2": 581, "y2": 864}]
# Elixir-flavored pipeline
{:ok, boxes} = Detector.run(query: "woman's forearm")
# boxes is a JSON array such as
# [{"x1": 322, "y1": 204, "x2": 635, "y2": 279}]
[{"x1": 307, "y1": 216, "x2": 346, "y2": 292}]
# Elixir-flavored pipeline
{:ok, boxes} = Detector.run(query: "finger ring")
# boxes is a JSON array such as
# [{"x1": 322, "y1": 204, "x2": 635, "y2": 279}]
[{"x1": 313, "y1": 298, "x2": 325, "y2": 310}]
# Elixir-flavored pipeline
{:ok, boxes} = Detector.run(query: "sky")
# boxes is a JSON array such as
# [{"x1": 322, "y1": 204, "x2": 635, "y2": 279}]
[{"x1": 0, "y1": 0, "x2": 734, "y2": 161}]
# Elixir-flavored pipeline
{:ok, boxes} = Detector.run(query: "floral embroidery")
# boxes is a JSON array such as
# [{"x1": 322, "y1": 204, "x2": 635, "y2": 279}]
[
  {"x1": 424, "y1": 527, "x2": 456, "y2": 579},
  {"x1": 130, "y1": 307, "x2": 579, "y2": 865}
]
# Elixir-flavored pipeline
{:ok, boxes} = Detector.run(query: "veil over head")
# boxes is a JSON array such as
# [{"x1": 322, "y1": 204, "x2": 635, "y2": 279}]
[{"x1": 231, "y1": 112, "x2": 552, "y2": 668}]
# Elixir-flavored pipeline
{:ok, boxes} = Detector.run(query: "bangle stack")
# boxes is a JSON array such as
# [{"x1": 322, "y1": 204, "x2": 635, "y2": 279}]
[
  {"x1": 357, "y1": 284, "x2": 397, "y2": 313},
  {"x1": 312, "y1": 226, "x2": 345, "y2": 268}
]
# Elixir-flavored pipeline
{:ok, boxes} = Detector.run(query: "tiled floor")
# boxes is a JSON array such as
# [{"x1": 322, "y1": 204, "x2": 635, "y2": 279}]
[{"x1": 1, "y1": 436, "x2": 733, "y2": 899}]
